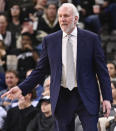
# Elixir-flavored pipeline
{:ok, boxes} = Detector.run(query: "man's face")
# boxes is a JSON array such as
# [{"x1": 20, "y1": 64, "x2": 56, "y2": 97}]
[
  {"x1": 58, "y1": 6, "x2": 78, "y2": 34},
  {"x1": 0, "y1": 15, "x2": 7, "y2": 33},
  {"x1": 5, "y1": 72, "x2": 18, "y2": 89},
  {"x1": 11, "y1": 5, "x2": 20, "y2": 17},
  {"x1": 107, "y1": 63, "x2": 116, "y2": 78},
  {"x1": 41, "y1": 101, "x2": 51, "y2": 114},
  {"x1": 46, "y1": 4, "x2": 57, "y2": 22},
  {"x1": 22, "y1": 35, "x2": 32, "y2": 49}
]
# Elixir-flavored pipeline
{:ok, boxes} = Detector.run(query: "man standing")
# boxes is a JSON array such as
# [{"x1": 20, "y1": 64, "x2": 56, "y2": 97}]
[{"x1": 2, "y1": 3, "x2": 112, "y2": 131}]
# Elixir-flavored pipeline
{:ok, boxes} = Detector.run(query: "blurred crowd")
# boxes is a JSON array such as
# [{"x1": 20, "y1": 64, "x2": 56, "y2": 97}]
[{"x1": 0, "y1": 0, "x2": 116, "y2": 131}]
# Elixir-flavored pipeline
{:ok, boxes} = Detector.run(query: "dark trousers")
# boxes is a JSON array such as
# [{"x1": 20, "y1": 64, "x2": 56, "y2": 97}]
[{"x1": 54, "y1": 87, "x2": 98, "y2": 131}]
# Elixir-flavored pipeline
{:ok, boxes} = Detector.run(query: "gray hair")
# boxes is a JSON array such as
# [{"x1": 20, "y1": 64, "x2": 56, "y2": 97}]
[
  {"x1": 43, "y1": 76, "x2": 50, "y2": 88},
  {"x1": 58, "y1": 3, "x2": 79, "y2": 23}
]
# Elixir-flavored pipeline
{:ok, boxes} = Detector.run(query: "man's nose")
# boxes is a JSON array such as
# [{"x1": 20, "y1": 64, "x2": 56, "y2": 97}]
[{"x1": 60, "y1": 16, "x2": 65, "y2": 21}]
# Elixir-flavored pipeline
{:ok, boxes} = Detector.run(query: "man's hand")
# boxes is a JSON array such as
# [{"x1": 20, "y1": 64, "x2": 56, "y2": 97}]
[
  {"x1": 102, "y1": 100, "x2": 111, "y2": 117},
  {"x1": 1, "y1": 86, "x2": 22, "y2": 100}
]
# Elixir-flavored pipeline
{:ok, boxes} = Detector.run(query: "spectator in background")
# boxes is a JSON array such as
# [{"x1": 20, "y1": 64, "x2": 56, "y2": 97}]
[
  {"x1": 84, "y1": 3, "x2": 102, "y2": 34},
  {"x1": 26, "y1": 95, "x2": 54, "y2": 131},
  {"x1": 77, "y1": 0, "x2": 108, "y2": 34},
  {"x1": 104, "y1": 1, "x2": 116, "y2": 33},
  {"x1": 99, "y1": 81, "x2": 116, "y2": 131},
  {"x1": 0, "y1": 13, "x2": 16, "y2": 52},
  {"x1": 26, "y1": 71, "x2": 50, "y2": 104},
  {"x1": 21, "y1": 19, "x2": 34, "y2": 35},
  {"x1": 36, "y1": 1, "x2": 60, "y2": 42},
  {"x1": 0, "y1": 40, "x2": 6, "y2": 72},
  {"x1": 0, "y1": 0, "x2": 6, "y2": 13},
  {"x1": 111, "y1": 81, "x2": 116, "y2": 107},
  {"x1": 78, "y1": 0, "x2": 95, "y2": 20},
  {"x1": 34, "y1": 0, "x2": 47, "y2": 17},
  {"x1": 19, "y1": 0, "x2": 34, "y2": 19},
  {"x1": 106, "y1": 114, "x2": 116, "y2": 131},
  {"x1": 0, "y1": 106, "x2": 6, "y2": 130},
  {"x1": 0, "y1": 70, "x2": 19, "y2": 111},
  {"x1": 83, "y1": 0, "x2": 115, "y2": 34},
  {"x1": 83, "y1": 0, "x2": 116, "y2": 34},
  {"x1": 10, "y1": 32, "x2": 36, "y2": 81},
  {"x1": 2, "y1": 89, "x2": 37, "y2": 131},
  {"x1": 32, "y1": 48, "x2": 41, "y2": 63},
  {"x1": 26, "y1": 69, "x2": 43, "y2": 106},
  {"x1": 8, "y1": 4, "x2": 22, "y2": 44},
  {"x1": 24, "y1": 0, "x2": 48, "y2": 38},
  {"x1": 5, "y1": 0, "x2": 34, "y2": 18},
  {"x1": 35, "y1": 75, "x2": 50, "y2": 113},
  {"x1": 42, "y1": 76, "x2": 50, "y2": 97},
  {"x1": 25, "y1": 0, "x2": 48, "y2": 36},
  {"x1": 107, "y1": 62, "x2": 116, "y2": 81},
  {"x1": 16, "y1": 18, "x2": 38, "y2": 48}
]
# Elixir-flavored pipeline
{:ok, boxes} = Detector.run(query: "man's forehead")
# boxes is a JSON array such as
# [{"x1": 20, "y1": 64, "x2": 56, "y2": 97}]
[
  {"x1": 58, "y1": 7, "x2": 73, "y2": 14},
  {"x1": 6, "y1": 72, "x2": 15, "y2": 76}
]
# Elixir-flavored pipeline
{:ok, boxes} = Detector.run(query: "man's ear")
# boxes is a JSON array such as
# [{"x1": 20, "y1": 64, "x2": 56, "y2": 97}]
[{"x1": 74, "y1": 16, "x2": 78, "y2": 25}]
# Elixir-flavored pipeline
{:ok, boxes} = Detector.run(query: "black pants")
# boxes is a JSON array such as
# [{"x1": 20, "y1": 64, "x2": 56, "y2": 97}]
[{"x1": 54, "y1": 87, "x2": 98, "y2": 131}]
